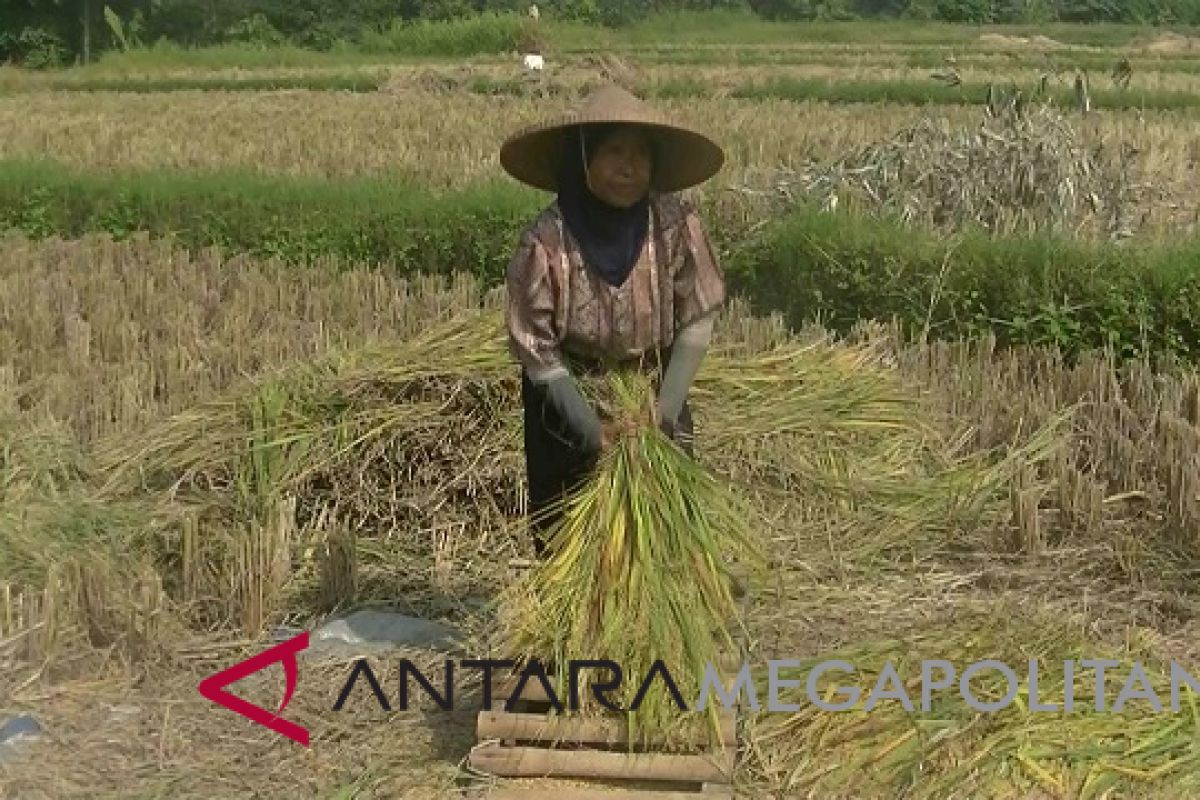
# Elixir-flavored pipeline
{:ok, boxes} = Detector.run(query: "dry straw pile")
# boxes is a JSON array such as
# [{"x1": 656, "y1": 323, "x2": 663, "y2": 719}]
[
  {"x1": 79, "y1": 305, "x2": 1027, "y2": 750},
  {"x1": 775, "y1": 100, "x2": 1147, "y2": 239}
]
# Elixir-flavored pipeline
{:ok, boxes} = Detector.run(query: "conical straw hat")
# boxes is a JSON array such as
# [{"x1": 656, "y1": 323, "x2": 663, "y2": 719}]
[{"x1": 499, "y1": 84, "x2": 725, "y2": 193}]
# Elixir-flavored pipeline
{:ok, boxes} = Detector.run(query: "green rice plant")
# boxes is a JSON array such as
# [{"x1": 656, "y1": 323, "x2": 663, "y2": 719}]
[{"x1": 499, "y1": 367, "x2": 767, "y2": 751}]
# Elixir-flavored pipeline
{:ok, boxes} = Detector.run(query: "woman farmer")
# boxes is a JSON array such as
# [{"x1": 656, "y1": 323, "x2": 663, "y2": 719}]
[{"x1": 499, "y1": 84, "x2": 728, "y2": 557}]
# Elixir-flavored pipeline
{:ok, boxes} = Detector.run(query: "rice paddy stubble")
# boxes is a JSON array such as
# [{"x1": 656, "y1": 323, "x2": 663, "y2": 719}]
[
  {"x1": 740, "y1": 602, "x2": 1200, "y2": 799},
  {"x1": 6, "y1": 235, "x2": 1196, "y2": 575},
  {"x1": 4, "y1": 240, "x2": 1200, "y2": 796},
  {"x1": 0, "y1": 89, "x2": 960, "y2": 187}
]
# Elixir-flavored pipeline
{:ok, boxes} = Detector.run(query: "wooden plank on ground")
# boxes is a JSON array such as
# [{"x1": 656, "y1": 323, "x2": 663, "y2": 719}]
[{"x1": 476, "y1": 787, "x2": 734, "y2": 800}]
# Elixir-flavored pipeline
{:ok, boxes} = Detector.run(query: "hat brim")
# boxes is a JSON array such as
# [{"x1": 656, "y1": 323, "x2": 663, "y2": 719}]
[{"x1": 500, "y1": 119, "x2": 725, "y2": 194}]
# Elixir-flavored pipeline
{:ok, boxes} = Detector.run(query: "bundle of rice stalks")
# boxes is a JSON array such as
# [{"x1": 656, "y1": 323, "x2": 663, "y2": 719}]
[
  {"x1": 743, "y1": 603, "x2": 1200, "y2": 799},
  {"x1": 770, "y1": 101, "x2": 1146, "y2": 239},
  {"x1": 499, "y1": 368, "x2": 767, "y2": 751},
  {"x1": 490, "y1": 325, "x2": 1050, "y2": 749}
]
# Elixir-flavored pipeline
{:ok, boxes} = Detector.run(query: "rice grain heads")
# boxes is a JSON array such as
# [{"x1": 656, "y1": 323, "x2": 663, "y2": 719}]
[{"x1": 498, "y1": 368, "x2": 767, "y2": 751}]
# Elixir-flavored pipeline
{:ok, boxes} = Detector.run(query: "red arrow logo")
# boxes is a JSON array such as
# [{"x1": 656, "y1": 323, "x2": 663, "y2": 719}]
[{"x1": 198, "y1": 631, "x2": 310, "y2": 746}]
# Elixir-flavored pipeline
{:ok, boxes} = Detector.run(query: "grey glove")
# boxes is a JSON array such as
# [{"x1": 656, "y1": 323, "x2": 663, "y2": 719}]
[
  {"x1": 657, "y1": 311, "x2": 716, "y2": 429},
  {"x1": 541, "y1": 371, "x2": 603, "y2": 453}
]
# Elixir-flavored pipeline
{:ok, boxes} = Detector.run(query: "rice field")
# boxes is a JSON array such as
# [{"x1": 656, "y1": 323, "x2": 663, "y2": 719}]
[
  {"x1": 13, "y1": 58, "x2": 1200, "y2": 94},
  {"x1": 0, "y1": 89, "x2": 969, "y2": 185},
  {"x1": 1, "y1": 87, "x2": 1198, "y2": 228},
  {"x1": 5, "y1": 17, "x2": 1200, "y2": 800}
]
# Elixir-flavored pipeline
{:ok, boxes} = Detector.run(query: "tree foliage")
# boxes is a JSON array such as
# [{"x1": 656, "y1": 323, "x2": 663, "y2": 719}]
[{"x1": 4, "y1": 0, "x2": 1200, "y2": 66}]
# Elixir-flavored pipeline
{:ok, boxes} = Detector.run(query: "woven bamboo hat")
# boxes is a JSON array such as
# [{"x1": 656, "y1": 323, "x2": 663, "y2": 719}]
[{"x1": 499, "y1": 84, "x2": 725, "y2": 193}]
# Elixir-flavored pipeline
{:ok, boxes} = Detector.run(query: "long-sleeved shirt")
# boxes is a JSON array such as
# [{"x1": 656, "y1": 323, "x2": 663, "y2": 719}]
[{"x1": 505, "y1": 192, "x2": 726, "y2": 383}]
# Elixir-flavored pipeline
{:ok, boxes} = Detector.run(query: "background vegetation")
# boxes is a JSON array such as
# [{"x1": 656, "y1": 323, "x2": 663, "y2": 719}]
[{"x1": 6, "y1": 0, "x2": 1200, "y2": 68}]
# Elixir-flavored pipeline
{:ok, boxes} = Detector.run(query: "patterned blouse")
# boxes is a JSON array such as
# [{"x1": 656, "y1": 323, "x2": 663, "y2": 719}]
[{"x1": 505, "y1": 192, "x2": 726, "y2": 382}]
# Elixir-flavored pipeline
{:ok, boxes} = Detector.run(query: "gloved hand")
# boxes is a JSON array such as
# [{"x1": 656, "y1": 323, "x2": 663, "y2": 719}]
[
  {"x1": 656, "y1": 311, "x2": 715, "y2": 443},
  {"x1": 541, "y1": 371, "x2": 603, "y2": 454},
  {"x1": 658, "y1": 413, "x2": 678, "y2": 442}
]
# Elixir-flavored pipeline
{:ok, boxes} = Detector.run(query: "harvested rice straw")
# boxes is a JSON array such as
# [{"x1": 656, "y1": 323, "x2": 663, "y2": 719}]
[
  {"x1": 500, "y1": 368, "x2": 766, "y2": 751},
  {"x1": 84, "y1": 308, "x2": 1028, "y2": 656},
  {"x1": 696, "y1": 331, "x2": 1064, "y2": 562},
  {"x1": 743, "y1": 608, "x2": 1200, "y2": 799}
]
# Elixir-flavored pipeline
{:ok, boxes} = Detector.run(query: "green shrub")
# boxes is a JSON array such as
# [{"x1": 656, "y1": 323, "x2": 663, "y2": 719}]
[
  {"x1": 359, "y1": 12, "x2": 528, "y2": 56},
  {"x1": 0, "y1": 160, "x2": 543, "y2": 284},
  {"x1": 11, "y1": 27, "x2": 71, "y2": 69},
  {"x1": 727, "y1": 207, "x2": 1200, "y2": 363}
]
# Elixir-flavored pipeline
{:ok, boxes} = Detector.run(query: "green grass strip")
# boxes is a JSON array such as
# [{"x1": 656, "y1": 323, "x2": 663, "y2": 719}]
[
  {"x1": 727, "y1": 205, "x2": 1200, "y2": 363},
  {"x1": 633, "y1": 46, "x2": 1200, "y2": 76},
  {"x1": 0, "y1": 158, "x2": 542, "y2": 284},
  {"x1": 2, "y1": 74, "x2": 387, "y2": 93},
  {"x1": 1, "y1": 158, "x2": 1197, "y2": 364}
]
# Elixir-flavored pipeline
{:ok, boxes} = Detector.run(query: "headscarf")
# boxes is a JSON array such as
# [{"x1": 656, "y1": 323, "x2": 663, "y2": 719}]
[{"x1": 555, "y1": 124, "x2": 652, "y2": 288}]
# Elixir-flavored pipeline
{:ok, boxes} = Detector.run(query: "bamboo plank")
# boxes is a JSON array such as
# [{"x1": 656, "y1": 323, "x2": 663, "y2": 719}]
[
  {"x1": 469, "y1": 742, "x2": 734, "y2": 784},
  {"x1": 477, "y1": 710, "x2": 736, "y2": 747},
  {"x1": 477, "y1": 787, "x2": 733, "y2": 800}
]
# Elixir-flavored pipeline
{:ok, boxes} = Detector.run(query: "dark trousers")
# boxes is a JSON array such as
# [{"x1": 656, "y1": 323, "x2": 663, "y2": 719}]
[{"x1": 520, "y1": 370, "x2": 694, "y2": 557}]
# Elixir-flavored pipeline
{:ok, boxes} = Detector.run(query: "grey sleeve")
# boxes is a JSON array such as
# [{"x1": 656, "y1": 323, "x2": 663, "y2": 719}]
[
  {"x1": 538, "y1": 371, "x2": 603, "y2": 453},
  {"x1": 657, "y1": 310, "x2": 716, "y2": 426}
]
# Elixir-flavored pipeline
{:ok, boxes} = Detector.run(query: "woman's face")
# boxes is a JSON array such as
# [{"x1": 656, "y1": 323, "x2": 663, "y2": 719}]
[{"x1": 585, "y1": 126, "x2": 653, "y2": 208}]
